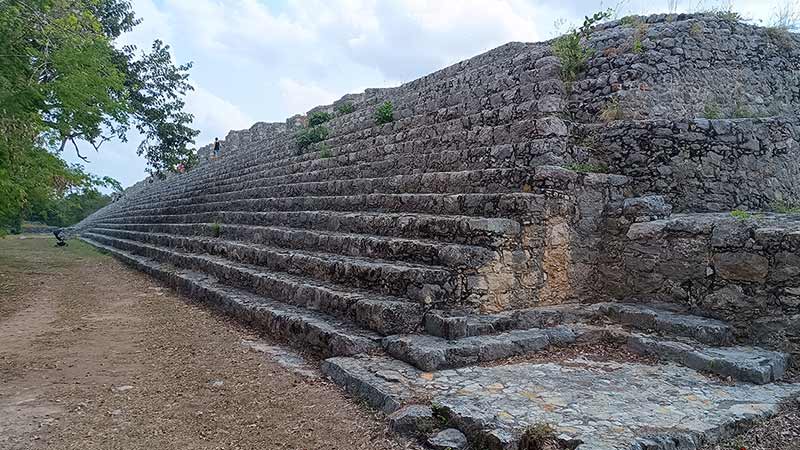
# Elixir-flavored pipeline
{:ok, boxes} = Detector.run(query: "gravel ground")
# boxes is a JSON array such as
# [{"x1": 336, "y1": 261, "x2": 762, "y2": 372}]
[{"x1": 0, "y1": 235, "x2": 419, "y2": 450}]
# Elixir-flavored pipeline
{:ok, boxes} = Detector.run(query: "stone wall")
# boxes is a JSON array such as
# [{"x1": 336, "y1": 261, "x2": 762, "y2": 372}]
[
  {"x1": 600, "y1": 212, "x2": 800, "y2": 353},
  {"x1": 577, "y1": 117, "x2": 800, "y2": 212},
  {"x1": 575, "y1": 14, "x2": 800, "y2": 121}
]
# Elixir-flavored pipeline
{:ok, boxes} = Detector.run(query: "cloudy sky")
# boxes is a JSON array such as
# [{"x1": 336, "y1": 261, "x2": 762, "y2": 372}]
[{"x1": 63, "y1": 0, "x2": 793, "y2": 189}]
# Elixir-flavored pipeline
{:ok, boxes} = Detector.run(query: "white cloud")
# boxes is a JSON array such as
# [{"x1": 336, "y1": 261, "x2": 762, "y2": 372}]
[
  {"x1": 185, "y1": 84, "x2": 255, "y2": 144},
  {"x1": 278, "y1": 78, "x2": 340, "y2": 115}
]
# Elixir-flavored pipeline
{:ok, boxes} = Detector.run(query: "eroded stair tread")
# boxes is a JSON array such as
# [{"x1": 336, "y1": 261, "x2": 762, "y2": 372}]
[
  {"x1": 382, "y1": 326, "x2": 578, "y2": 371},
  {"x1": 595, "y1": 302, "x2": 735, "y2": 346},
  {"x1": 81, "y1": 238, "x2": 382, "y2": 356},
  {"x1": 626, "y1": 333, "x2": 790, "y2": 384}
]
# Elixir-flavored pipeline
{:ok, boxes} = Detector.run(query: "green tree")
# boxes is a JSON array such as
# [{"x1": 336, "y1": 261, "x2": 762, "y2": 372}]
[{"x1": 0, "y1": 0, "x2": 198, "y2": 234}]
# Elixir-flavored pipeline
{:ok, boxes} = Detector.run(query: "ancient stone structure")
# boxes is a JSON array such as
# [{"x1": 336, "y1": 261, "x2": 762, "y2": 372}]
[{"x1": 77, "y1": 13, "x2": 800, "y2": 450}]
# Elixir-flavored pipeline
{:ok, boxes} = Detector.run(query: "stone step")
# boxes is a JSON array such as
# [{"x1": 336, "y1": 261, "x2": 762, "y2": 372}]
[
  {"x1": 595, "y1": 302, "x2": 736, "y2": 346},
  {"x1": 117, "y1": 165, "x2": 547, "y2": 214},
  {"x1": 626, "y1": 333, "x2": 790, "y2": 384},
  {"x1": 98, "y1": 166, "x2": 580, "y2": 220},
  {"x1": 99, "y1": 192, "x2": 574, "y2": 222},
  {"x1": 96, "y1": 211, "x2": 522, "y2": 247},
  {"x1": 119, "y1": 107, "x2": 569, "y2": 209},
  {"x1": 126, "y1": 53, "x2": 562, "y2": 204},
  {"x1": 83, "y1": 232, "x2": 424, "y2": 335},
  {"x1": 88, "y1": 227, "x2": 460, "y2": 303},
  {"x1": 423, "y1": 305, "x2": 590, "y2": 339},
  {"x1": 92, "y1": 222, "x2": 497, "y2": 269},
  {"x1": 80, "y1": 238, "x2": 384, "y2": 356},
  {"x1": 382, "y1": 326, "x2": 579, "y2": 371},
  {"x1": 111, "y1": 134, "x2": 566, "y2": 212}
]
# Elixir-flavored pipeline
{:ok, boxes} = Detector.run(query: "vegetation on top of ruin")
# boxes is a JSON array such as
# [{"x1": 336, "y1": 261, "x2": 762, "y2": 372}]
[
  {"x1": 375, "y1": 101, "x2": 395, "y2": 125},
  {"x1": 336, "y1": 102, "x2": 356, "y2": 116},
  {"x1": 552, "y1": 9, "x2": 613, "y2": 83},
  {"x1": 295, "y1": 124, "x2": 330, "y2": 151},
  {"x1": 308, "y1": 111, "x2": 333, "y2": 127}
]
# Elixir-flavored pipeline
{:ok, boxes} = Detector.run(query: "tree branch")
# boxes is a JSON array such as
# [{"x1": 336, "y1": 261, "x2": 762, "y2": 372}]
[{"x1": 70, "y1": 138, "x2": 89, "y2": 162}]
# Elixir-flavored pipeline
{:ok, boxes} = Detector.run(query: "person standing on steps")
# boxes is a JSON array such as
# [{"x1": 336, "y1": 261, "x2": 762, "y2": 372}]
[{"x1": 212, "y1": 137, "x2": 221, "y2": 160}]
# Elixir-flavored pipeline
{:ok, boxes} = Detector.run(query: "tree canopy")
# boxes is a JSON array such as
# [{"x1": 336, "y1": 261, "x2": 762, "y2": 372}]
[{"x1": 0, "y1": 0, "x2": 198, "y2": 234}]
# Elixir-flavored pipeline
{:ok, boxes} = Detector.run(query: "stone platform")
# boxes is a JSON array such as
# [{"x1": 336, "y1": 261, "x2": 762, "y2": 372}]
[{"x1": 324, "y1": 354, "x2": 800, "y2": 450}]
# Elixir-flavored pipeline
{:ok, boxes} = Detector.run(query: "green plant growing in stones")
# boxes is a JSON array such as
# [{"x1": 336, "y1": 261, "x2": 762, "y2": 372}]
[
  {"x1": 308, "y1": 111, "x2": 333, "y2": 127},
  {"x1": 599, "y1": 97, "x2": 625, "y2": 122},
  {"x1": 210, "y1": 221, "x2": 222, "y2": 237},
  {"x1": 374, "y1": 101, "x2": 394, "y2": 125},
  {"x1": 552, "y1": 9, "x2": 613, "y2": 83},
  {"x1": 519, "y1": 422, "x2": 557, "y2": 450},
  {"x1": 336, "y1": 102, "x2": 355, "y2": 115},
  {"x1": 689, "y1": 22, "x2": 704, "y2": 37},
  {"x1": 565, "y1": 162, "x2": 608, "y2": 173},
  {"x1": 732, "y1": 102, "x2": 753, "y2": 119},
  {"x1": 430, "y1": 402, "x2": 449, "y2": 427},
  {"x1": 766, "y1": 26, "x2": 794, "y2": 49},
  {"x1": 730, "y1": 209, "x2": 752, "y2": 221},
  {"x1": 319, "y1": 145, "x2": 333, "y2": 159},
  {"x1": 771, "y1": 199, "x2": 800, "y2": 214},
  {"x1": 295, "y1": 125, "x2": 330, "y2": 150},
  {"x1": 703, "y1": 103, "x2": 721, "y2": 119},
  {"x1": 631, "y1": 22, "x2": 648, "y2": 54}
]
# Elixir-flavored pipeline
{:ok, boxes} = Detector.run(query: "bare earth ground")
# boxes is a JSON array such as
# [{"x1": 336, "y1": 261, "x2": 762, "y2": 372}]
[{"x1": 0, "y1": 235, "x2": 418, "y2": 450}]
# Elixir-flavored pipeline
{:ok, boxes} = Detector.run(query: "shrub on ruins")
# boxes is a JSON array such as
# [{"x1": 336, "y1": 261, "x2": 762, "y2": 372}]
[
  {"x1": 552, "y1": 9, "x2": 613, "y2": 83},
  {"x1": 210, "y1": 221, "x2": 222, "y2": 238},
  {"x1": 308, "y1": 111, "x2": 333, "y2": 127},
  {"x1": 703, "y1": 103, "x2": 721, "y2": 119},
  {"x1": 336, "y1": 102, "x2": 355, "y2": 115},
  {"x1": 318, "y1": 145, "x2": 333, "y2": 159},
  {"x1": 295, "y1": 125, "x2": 330, "y2": 151},
  {"x1": 374, "y1": 101, "x2": 395, "y2": 125},
  {"x1": 771, "y1": 199, "x2": 800, "y2": 214},
  {"x1": 0, "y1": 0, "x2": 198, "y2": 235},
  {"x1": 599, "y1": 97, "x2": 625, "y2": 122},
  {"x1": 518, "y1": 422, "x2": 557, "y2": 450}
]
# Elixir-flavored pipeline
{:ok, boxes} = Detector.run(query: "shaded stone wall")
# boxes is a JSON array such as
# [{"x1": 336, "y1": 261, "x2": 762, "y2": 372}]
[
  {"x1": 578, "y1": 117, "x2": 800, "y2": 212},
  {"x1": 600, "y1": 213, "x2": 800, "y2": 353}
]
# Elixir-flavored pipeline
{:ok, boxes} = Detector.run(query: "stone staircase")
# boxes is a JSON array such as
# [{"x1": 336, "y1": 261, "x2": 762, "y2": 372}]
[{"x1": 75, "y1": 13, "x2": 800, "y2": 450}]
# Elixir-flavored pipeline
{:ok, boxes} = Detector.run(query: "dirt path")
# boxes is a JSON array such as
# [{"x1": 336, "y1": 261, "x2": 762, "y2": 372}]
[{"x1": 0, "y1": 235, "x2": 417, "y2": 450}]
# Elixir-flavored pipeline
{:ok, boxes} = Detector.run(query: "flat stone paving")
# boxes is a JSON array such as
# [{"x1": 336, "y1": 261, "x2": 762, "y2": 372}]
[{"x1": 324, "y1": 355, "x2": 800, "y2": 450}]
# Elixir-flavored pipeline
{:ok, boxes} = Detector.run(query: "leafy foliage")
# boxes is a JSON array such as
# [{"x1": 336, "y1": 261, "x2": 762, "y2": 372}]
[
  {"x1": 771, "y1": 199, "x2": 800, "y2": 214},
  {"x1": 336, "y1": 102, "x2": 355, "y2": 115},
  {"x1": 730, "y1": 209, "x2": 752, "y2": 220},
  {"x1": 374, "y1": 101, "x2": 394, "y2": 125},
  {"x1": 308, "y1": 111, "x2": 333, "y2": 127},
  {"x1": 703, "y1": 103, "x2": 721, "y2": 119},
  {"x1": 0, "y1": 0, "x2": 197, "y2": 234},
  {"x1": 295, "y1": 125, "x2": 329, "y2": 150},
  {"x1": 552, "y1": 9, "x2": 613, "y2": 83}
]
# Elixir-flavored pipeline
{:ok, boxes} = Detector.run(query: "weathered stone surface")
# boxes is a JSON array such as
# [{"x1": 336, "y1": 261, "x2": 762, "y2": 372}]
[
  {"x1": 388, "y1": 404, "x2": 436, "y2": 435},
  {"x1": 713, "y1": 252, "x2": 770, "y2": 282},
  {"x1": 383, "y1": 326, "x2": 577, "y2": 371},
  {"x1": 428, "y1": 428, "x2": 468, "y2": 450},
  {"x1": 596, "y1": 303, "x2": 734, "y2": 346},
  {"x1": 322, "y1": 355, "x2": 800, "y2": 450},
  {"x1": 626, "y1": 334, "x2": 789, "y2": 384}
]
